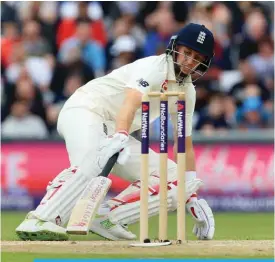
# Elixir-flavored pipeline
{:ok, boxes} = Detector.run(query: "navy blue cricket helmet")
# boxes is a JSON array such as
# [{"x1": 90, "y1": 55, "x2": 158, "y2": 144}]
[{"x1": 166, "y1": 23, "x2": 215, "y2": 83}]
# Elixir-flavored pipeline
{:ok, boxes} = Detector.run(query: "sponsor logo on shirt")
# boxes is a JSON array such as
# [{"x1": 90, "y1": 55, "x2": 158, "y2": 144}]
[
  {"x1": 161, "y1": 79, "x2": 168, "y2": 92},
  {"x1": 137, "y1": 78, "x2": 149, "y2": 88}
]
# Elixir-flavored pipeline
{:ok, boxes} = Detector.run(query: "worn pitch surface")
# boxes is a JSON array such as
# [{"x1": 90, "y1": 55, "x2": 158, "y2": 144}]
[{"x1": 2, "y1": 240, "x2": 273, "y2": 257}]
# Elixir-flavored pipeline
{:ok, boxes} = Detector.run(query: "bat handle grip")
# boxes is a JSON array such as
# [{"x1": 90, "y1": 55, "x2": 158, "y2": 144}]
[{"x1": 100, "y1": 152, "x2": 119, "y2": 177}]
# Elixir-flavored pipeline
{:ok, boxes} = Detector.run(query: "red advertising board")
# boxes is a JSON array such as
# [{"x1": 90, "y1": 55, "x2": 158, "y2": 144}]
[{"x1": 1, "y1": 142, "x2": 273, "y2": 195}]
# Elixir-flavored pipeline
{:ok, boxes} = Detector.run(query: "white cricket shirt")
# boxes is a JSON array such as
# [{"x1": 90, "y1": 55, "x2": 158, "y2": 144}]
[{"x1": 62, "y1": 54, "x2": 196, "y2": 136}]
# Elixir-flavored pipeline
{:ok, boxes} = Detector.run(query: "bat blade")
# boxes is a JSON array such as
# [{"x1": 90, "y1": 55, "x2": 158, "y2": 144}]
[{"x1": 66, "y1": 153, "x2": 118, "y2": 235}]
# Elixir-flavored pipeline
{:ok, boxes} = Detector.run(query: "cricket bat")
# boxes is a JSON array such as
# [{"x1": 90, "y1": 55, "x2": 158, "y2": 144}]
[{"x1": 66, "y1": 153, "x2": 119, "y2": 235}]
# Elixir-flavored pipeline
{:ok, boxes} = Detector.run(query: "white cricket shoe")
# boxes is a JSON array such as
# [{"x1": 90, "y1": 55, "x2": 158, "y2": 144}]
[
  {"x1": 16, "y1": 212, "x2": 68, "y2": 241},
  {"x1": 90, "y1": 214, "x2": 136, "y2": 241}
]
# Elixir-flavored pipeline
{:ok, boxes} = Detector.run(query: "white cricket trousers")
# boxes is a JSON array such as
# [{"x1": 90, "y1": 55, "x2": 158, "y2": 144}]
[{"x1": 57, "y1": 107, "x2": 178, "y2": 183}]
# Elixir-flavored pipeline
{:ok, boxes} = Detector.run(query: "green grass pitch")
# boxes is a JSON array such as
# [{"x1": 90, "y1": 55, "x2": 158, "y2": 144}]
[{"x1": 1, "y1": 211, "x2": 274, "y2": 261}]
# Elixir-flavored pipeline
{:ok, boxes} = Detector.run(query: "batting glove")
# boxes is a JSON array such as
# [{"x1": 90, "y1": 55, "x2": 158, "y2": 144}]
[
  {"x1": 97, "y1": 131, "x2": 130, "y2": 169},
  {"x1": 186, "y1": 198, "x2": 215, "y2": 240}
]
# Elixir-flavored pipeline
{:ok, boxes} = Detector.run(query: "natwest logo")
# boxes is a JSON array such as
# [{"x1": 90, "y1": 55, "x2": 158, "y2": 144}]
[
  {"x1": 142, "y1": 104, "x2": 149, "y2": 112},
  {"x1": 177, "y1": 102, "x2": 184, "y2": 111},
  {"x1": 141, "y1": 102, "x2": 149, "y2": 140},
  {"x1": 141, "y1": 112, "x2": 149, "y2": 138}
]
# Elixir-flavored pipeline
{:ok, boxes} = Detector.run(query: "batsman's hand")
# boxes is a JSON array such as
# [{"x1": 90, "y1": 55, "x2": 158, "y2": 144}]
[
  {"x1": 97, "y1": 131, "x2": 130, "y2": 169},
  {"x1": 186, "y1": 199, "x2": 215, "y2": 240}
]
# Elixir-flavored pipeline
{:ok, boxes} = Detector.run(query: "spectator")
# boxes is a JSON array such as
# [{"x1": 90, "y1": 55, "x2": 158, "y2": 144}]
[
  {"x1": 78, "y1": 1, "x2": 107, "y2": 47},
  {"x1": 105, "y1": 15, "x2": 144, "y2": 71},
  {"x1": 22, "y1": 20, "x2": 52, "y2": 57},
  {"x1": 5, "y1": 42, "x2": 27, "y2": 84},
  {"x1": 2, "y1": 76, "x2": 47, "y2": 124},
  {"x1": 188, "y1": 3, "x2": 222, "y2": 81},
  {"x1": 2, "y1": 100, "x2": 48, "y2": 139},
  {"x1": 228, "y1": 61, "x2": 271, "y2": 108},
  {"x1": 50, "y1": 45, "x2": 95, "y2": 99},
  {"x1": 172, "y1": 2, "x2": 189, "y2": 28},
  {"x1": 56, "y1": 1, "x2": 107, "y2": 48},
  {"x1": 109, "y1": 35, "x2": 137, "y2": 71},
  {"x1": 38, "y1": 2, "x2": 59, "y2": 55},
  {"x1": 58, "y1": 19, "x2": 106, "y2": 77},
  {"x1": 1, "y1": 22, "x2": 21, "y2": 69},
  {"x1": 236, "y1": 85, "x2": 272, "y2": 129},
  {"x1": 239, "y1": 9, "x2": 269, "y2": 60},
  {"x1": 16, "y1": 1, "x2": 41, "y2": 22},
  {"x1": 196, "y1": 94, "x2": 231, "y2": 132},
  {"x1": 143, "y1": 8, "x2": 177, "y2": 56},
  {"x1": 188, "y1": 2, "x2": 213, "y2": 27},
  {"x1": 105, "y1": 17, "x2": 132, "y2": 71},
  {"x1": 1, "y1": 2, "x2": 18, "y2": 23},
  {"x1": 210, "y1": 3, "x2": 233, "y2": 70},
  {"x1": 135, "y1": 2, "x2": 159, "y2": 28},
  {"x1": 247, "y1": 37, "x2": 274, "y2": 84},
  {"x1": 5, "y1": 42, "x2": 54, "y2": 103},
  {"x1": 193, "y1": 80, "x2": 217, "y2": 114},
  {"x1": 115, "y1": 2, "x2": 145, "y2": 48},
  {"x1": 1, "y1": 1, "x2": 274, "y2": 137},
  {"x1": 223, "y1": 96, "x2": 237, "y2": 128}
]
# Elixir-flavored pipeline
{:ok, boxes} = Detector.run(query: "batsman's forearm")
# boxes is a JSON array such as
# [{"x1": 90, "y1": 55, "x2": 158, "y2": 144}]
[
  {"x1": 115, "y1": 88, "x2": 142, "y2": 133},
  {"x1": 185, "y1": 146, "x2": 196, "y2": 171},
  {"x1": 115, "y1": 105, "x2": 137, "y2": 133}
]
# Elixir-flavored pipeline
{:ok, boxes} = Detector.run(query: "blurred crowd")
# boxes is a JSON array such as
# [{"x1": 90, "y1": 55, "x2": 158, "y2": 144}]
[{"x1": 1, "y1": 1, "x2": 274, "y2": 139}]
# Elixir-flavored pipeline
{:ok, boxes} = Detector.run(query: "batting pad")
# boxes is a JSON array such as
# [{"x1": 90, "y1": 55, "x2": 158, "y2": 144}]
[
  {"x1": 34, "y1": 168, "x2": 101, "y2": 226},
  {"x1": 109, "y1": 178, "x2": 203, "y2": 225}
]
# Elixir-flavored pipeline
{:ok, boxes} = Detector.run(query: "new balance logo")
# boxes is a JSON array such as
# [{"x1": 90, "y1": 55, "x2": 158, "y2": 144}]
[
  {"x1": 197, "y1": 31, "x2": 206, "y2": 44},
  {"x1": 137, "y1": 78, "x2": 149, "y2": 88}
]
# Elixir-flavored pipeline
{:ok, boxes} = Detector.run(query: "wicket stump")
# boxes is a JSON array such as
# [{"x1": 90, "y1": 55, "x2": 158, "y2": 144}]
[{"x1": 130, "y1": 91, "x2": 186, "y2": 247}]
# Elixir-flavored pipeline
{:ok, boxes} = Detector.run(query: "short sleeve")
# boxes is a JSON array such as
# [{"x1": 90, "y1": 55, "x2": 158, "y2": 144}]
[{"x1": 125, "y1": 57, "x2": 165, "y2": 94}]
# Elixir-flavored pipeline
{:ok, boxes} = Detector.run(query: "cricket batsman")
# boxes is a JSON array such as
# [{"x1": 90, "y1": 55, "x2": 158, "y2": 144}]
[{"x1": 16, "y1": 23, "x2": 215, "y2": 241}]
